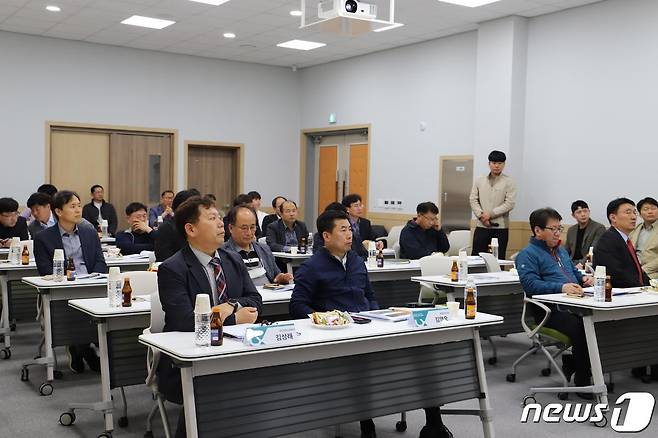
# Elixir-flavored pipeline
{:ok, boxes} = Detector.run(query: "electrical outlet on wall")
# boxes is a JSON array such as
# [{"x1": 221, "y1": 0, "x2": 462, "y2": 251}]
[{"x1": 396, "y1": 200, "x2": 403, "y2": 210}]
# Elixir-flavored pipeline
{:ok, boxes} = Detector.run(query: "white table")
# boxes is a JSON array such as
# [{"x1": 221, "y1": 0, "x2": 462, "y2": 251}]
[
  {"x1": 66, "y1": 297, "x2": 151, "y2": 436},
  {"x1": 139, "y1": 313, "x2": 502, "y2": 438},
  {"x1": 0, "y1": 261, "x2": 38, "y2": 358},
  {"x1": 256, "y1": 285, "x2": 293, "y2": 317},
  {"x1": 100, "y1": 237, "x2": 116, "y2": 244},
  {"x1": 0, "y1": 247, "x2": 8, "y2": 259},
  {"x1": 533, "y1": 291, "x2": 658, "y2": 412}
]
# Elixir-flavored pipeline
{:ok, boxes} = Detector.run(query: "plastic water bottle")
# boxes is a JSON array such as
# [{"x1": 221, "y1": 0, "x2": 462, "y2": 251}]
[
  {"x1": 194, "y1": 294, "x2": 212, "y2": 347},
  {"x1": 594, "y1": 266, "x2": 606, "y2": 302},
  {"x1": 490, "y1": 238, "x2": 499, "y2": 260},
  {"x1": 52, "y1": 249, "x2": 65, "y2": 282},
  {"x1": 156, "y1": 215, "x2": 164, "y2": 229},
  {"x1": 101, "y1": 219, "x2": 109, "y2": 238},
  {"x1": 307, "y1": 232, "x2": 314, "y2": 252},
  {"x1": 8, "y1": 237, "x2": 21, "y2": 264},
  {"x1": 107, "y1": 267, "x2": 123, "y2": 307},
  {"x1": 458, "y1": 250, "x2": 469, "y2": 282},
  {"x1": 367, "y1": 241, "x2": 377, "y2": 268}
]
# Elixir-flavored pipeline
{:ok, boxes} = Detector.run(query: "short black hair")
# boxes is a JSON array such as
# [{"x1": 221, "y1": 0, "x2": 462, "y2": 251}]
[
  {"x1": 529, "y1": 208, "x2": 563, "y2": 236},
  {"x1": 172, "y1": 189, "x2": 201, "y2": 211},
  {"x1": 233, "y1": 193, "x2": 252, "y2": 206},
  {"x1": 0, "y1": 198, "x2": 19, "y2": 214},
  {"x1": 226, "y1": 205, "x2": 257, "y2": 226},
  {"x1": 90, "y1": 184, "x2": 103, "y2": 194},
  {"x1": 279, "y1": 200, "x2": 298, "y2": 213},
  {"x1": 416, "y1": 202, "x2": 439, "y2": 215},
  {"x1": 247, "y1": 191, "x2": 261, "y2": 201},
  {"x1": 606, "y1": 198, "x2": 635, "y2": 224},
  {"x1": 161, "y1": 190, "x2": 174, "y2": 197},
  {"x1": 125, "y1": 202, "x2": 148, "y2": 216},
  {"x1": 638, "y1": 197, "x2": 658, "y2": 211},
  {"x1": 175, "y1": 196, "x2": 216, "y2": 239},
  {"x1": 488, "y1": 150, "x2": 506, "y2": 162},
  {"x1": 570, "y1": 200, "x2": 589, "y2": 214},
  {"x1": 27, "y1": 192, "x2": 52, "y2": 209},
  {"x1": 37, "y1": 184, "x2": 58, "y2": 197},
  {"x1": 52, "y1": 191, "x2": 80, "y2": 218},
  {"x1": 324, "y1": 202, "x2": 347, "y2": 213},
  {"x1": 317, "y1": 210, "x2": 350, "y2": 235},
  {"x1": 205, "y1": 193, "x2": 216, "y2": 202},
  {"x1": 271, "y1": 196, "x2": 286, "y2": 209},
  {"x1": 341, "y1": 193, "x2": 362, "y2": 208}
]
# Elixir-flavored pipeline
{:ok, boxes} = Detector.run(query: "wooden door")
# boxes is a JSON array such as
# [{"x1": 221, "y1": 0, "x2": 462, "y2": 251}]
[
  {"x1": 109, "y1": 133, "x2": 173, "y2": 230},
  {"x1": 187, "y1": 145, "x2": 238, "y2": 213},
  {"x1": 318, "y1": 145, "x2": 338, "y2": 215},
  {"x1": 51, "y1": 130, "x2": 110, "y2": 202},
  {"x1": 348, "y1": 143, "x2": 369, "y2": 216}
]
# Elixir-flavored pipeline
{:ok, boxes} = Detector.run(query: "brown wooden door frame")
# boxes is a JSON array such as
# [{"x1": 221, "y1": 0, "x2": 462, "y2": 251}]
[{"x1": 184, "y1": 140, "x2": 245, "y2": 194}]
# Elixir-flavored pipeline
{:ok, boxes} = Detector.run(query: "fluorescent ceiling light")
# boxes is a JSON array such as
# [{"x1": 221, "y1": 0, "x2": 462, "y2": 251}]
[
  {"x1": 290, "y1": 10, "x2": 302, "y2": 17},
  {"x1": 121, "y1": 15, "x2": 176, "y2": 30},
  {"x1": 373, "y1": 23, "x2": 404, "y2": 32},
  {"x1": 45, "y1": 5, "x2": 61, "y2": 12},
  {"x1": 223, "y1": 32, "x2": 236, "y2": 38},
  {"x1": 189, "y1": 0, "x2": 231, "y2": 5},
  {"x1": 277, "y1": 39, "x2": 326, "y2": 51},
  {"x1": 438, "y1": 0, "x2": 501, "y2": 6}
]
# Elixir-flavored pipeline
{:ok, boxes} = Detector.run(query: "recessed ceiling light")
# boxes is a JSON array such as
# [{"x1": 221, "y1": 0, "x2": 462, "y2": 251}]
[
  {"x1": 373, "y1": 23, "x2": 404, "y2": 32},
  {"x1": 223, "y1": 32, "x2": 236, "y2": 39},
  {"x1": 189, "y1": 0, "x2": 231, "y2": 5},
  {"x1": 438, "y1": 0, "x2": 500, "y2": 7},
  {"x1": 45, "y1": 5, "x2": 61, "y2": 12},
  {"x1": 290, "y1": 10, "x2": 302, "y2": 17},
  {"x1": 277, "y1": 39, "x2": 326, "y2": 51},
  {"x1": 121, "y1": 15, "x2": 176, "y2": 30}
]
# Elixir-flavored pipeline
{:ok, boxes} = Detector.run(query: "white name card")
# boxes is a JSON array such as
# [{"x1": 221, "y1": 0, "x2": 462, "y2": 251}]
[
  {"x1": 408, "y1": 307, "x2": 451, "y2": 328},
  {"x1": 243, "y1": 323, "x2": 299, "y2": 347}
]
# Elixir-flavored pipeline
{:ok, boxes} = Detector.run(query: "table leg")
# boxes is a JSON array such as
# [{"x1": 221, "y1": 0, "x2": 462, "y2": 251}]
[
  {"x1": 287, "y1": 261, "x2": 293, "y2": 274},
  {"x1": 1, "y1": 275, "x2": 10, "y2": 350},
  {"x1": 472, "y1": 328, "x2": 495, "y2": 438},
  {"x1": 43, "y1": 294, "x2": 54, "y2": 382},
  {"x1": 98, "y1": 322, "x2": 114, "y2": 432},
  {"x1": 582, "y1": 315, "x2": 608, "y2": 406},
  {"x1": 182, "y1": 366, "x2": 199, "y2": 438}
]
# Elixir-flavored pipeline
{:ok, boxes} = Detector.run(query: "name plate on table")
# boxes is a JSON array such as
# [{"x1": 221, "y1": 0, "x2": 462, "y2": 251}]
[
  {"x1": 409, "y1": 307, "x2": 450, "y2": 328},
  {"x1": 243, "y1": 323, "x2": 299, "y2": 347}
]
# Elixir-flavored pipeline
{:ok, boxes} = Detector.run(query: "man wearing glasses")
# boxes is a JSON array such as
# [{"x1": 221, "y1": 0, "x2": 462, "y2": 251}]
[
  {"x1": 223, "y1": 204, "x2": 293, "y2": 287},
  {"x1": 399, "y1": 202, "x2": 450, "y2": 259},
  {"x1": 516, "y1": 208, "x2": 594, "y2": 399},
  {"x1": 0, "y1": 197, "x2": 29, "y2": 247}
]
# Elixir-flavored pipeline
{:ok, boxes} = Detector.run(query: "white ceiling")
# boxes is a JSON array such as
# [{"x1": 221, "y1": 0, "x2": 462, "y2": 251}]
[{"x1": 0, "y1": 0, "x2": 603, "y2": 68}]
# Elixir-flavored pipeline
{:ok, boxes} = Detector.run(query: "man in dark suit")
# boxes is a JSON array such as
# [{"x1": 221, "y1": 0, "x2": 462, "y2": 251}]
[
  {"x1": 222, "y1": 193, "x2": 262, "y2": 241},
  {"x1": 154, "y1": 189, "x2": 199, "y2": 262},
  {"x1": 81, "y1": 184, "x2": 118, "y2": 236},
  {"x1": 265, "y1": 200, "x2": 308, "y2": 253},
  {"x1": 564, "y1": 200, "x2": 606, "y2": 268},
  {"x1": 26, "y1": 192, "x2": 56, "y2": 237},
  {"x1": 261, "y1": 195, "x2": 286, "y2": 237},
  {"x1": 0, "y1": 197, "x2": 29, "y2": 246},
  {"x1": 342, "y1": 193, "x2": 384, "y2": 252},
  {"x1": 115, "y1": 202, "x2": 156, "y2": 255},
  {"x1": 33, "y1": 190, "x2": 107, "y2": 373},
  {"x1": 157, "y1": 195, "x2": 262, "y2": 438}
]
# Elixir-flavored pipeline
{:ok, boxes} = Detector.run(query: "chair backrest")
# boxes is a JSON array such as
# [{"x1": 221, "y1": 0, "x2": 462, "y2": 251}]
[
  {"x1": 257, "y1": 236, "x2": 267, "y2": 245},
  {"x1": 127, "y1": 271, "x2": 158, "y2": 296},
  {"x1": 478, "y1": 252, "x2": 501, "y2": 272},
  {"x1": 447, "y1": 230, "x2": 470, "y2": 256},
  {"x1": 392, "y1": 242, "x2": 400, "y2": 259},
  {"x1": 148, "y1": 289, "x2": 165, "y2": 334},
  {"x1": 21, "y1": 240, "x2": 33, "y2": 256},
  {"x1": 418, "y1": 254, "x2": 453, "y2": 302},
  {"x1": 387, "y1": 225, "x2": 404, "y2": 246}
]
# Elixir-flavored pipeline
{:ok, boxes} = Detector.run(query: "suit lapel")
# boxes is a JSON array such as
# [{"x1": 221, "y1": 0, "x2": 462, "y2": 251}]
[{"x1": 182, "y1": 245, "x2": 213, "y2": 296}]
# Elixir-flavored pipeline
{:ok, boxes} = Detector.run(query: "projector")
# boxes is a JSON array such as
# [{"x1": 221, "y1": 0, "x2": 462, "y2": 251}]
[{"x1": 318, "y1": 0, "x2": 378, "y2": 20}]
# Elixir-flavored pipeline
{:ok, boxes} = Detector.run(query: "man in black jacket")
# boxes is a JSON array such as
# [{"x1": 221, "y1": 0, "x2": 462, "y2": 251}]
[
  {"x1": 0, "y1": 197, "x2": 29, "y2": 246},
  {"x1": 154, "y1": 189, "x2": 199, "y2": 262},
  {"x1": 81, "y1": 184, "x2": 118, "y2": 236},
  {"x1": 399, "y1": 202, "x2": 450, "y2": 259},
  {"x1": 342, "y1": 193, "x2": 383, "y2": 252},
  {"x1": 157, "y1": 196, "x2": 262, "y2": 438},
  {"x1": 265, "y1": 200, "x2": 308, "y2": 253},
  {"x1": 261, "y1": 195, "x2": 286, "y2": 237}
]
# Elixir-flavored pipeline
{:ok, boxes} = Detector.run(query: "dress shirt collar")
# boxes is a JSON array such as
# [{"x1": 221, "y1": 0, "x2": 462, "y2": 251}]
[
  {"x1": 58, "y1": 223, "x2": 79, "y2": 237},
  {"x1": 614, "y1": 227, "x2": 630, "y2": 242},
  {"x1": 190, "y1": 244, "x2": 219, "y2": 266}
]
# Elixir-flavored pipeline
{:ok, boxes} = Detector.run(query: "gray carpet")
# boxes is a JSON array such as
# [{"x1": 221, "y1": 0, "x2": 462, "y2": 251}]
[{"x1": 1, "y1": 322, "x2": 657, "y2": 438}]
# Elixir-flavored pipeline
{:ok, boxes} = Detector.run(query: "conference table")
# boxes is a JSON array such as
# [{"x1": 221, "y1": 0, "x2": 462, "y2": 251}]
[{"x1": 139, "y1": 313, "x2": 503, "y2": 438}]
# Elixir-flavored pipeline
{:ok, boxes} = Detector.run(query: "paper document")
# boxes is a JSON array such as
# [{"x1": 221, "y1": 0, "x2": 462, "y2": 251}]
[{"x1": 582, "y1": 287, "x2": 644, "y2": 295}]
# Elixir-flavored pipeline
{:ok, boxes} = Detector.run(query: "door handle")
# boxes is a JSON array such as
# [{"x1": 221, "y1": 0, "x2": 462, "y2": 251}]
[{"x1": 443, "y1": 192, "x2": 448, "y2": 203}]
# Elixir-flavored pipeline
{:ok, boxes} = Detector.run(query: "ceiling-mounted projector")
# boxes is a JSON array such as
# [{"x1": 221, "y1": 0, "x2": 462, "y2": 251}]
[{"x1": 318, "y1": 0, "x2": 378, "y2": 20}]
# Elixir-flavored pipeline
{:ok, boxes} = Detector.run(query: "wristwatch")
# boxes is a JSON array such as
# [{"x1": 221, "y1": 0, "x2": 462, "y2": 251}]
[{"x1": 228, "y1": 299, "x2": 239, "y2": 315}]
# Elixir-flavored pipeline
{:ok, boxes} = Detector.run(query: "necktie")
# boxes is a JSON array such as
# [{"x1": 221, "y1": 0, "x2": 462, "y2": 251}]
[
  {"x1": 626, "y1": 239, "x2": 644, "y2": 285},
  {"x1": 209, "y1": 257, "x2": 227, "y2": 304}
]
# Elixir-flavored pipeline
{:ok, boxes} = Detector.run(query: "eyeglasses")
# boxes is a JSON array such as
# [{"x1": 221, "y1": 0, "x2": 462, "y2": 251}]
[
  {"x1": 421, "y1": 214, "x2": 438, "y2": 223},
  {"x1": 543, "y1": 226, "x2": 564, "y2": 234},
  {"x1": 237, "y1": 225, "x2": 257, "y2": 232}
]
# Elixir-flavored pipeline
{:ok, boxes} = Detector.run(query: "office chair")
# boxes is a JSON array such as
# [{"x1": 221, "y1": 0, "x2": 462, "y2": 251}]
[{"x1": 447, "y1": 230, "x2": 470, "y2": 256}]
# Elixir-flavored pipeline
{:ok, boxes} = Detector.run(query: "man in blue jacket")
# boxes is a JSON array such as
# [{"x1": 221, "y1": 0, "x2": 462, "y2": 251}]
[
  {"x1": 516, "y1": 207, "x2": 594, "y2": 398},
  {"x1": 399, "y1": 202, "x2": 450, "y2": 259},
  {"x1": 291, "y1": 210, "x2": 452, "y2": 438},
  {"x1": 115, "y1": 202, "x2": 157, "y2": 255}
]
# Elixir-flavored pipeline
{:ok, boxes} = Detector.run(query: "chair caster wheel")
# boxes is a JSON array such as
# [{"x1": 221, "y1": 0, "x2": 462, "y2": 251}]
[
  {"x1": 541, "y1": 368, "x2": 551, "y2": 376},
  {"x1": 395, "y1": 420, "x2": 407, "y2": 432},
  {"x1": 594, "y1": 415, "x2": 607, "y2": 428},
  {"x1": 506, "y1": 373, "x2": 516, "y2": 382},
  {"x1": 523, "y1": 395, "x2": 536, "y2": 406},
  {"x1": 143, "y1": 432, "x2": 154, "y2": 438},
  {"x1": 10, "y1": 323, "x2": 16, "y2": 331},
  {"x1": 606, "y1": 382, "x2": 614, "y2": 393},
  {"x1": 98, "y1": 433, "x2": 112, "y2": 438},
  {"x1": 54, "y1": 370, "x2": 63, "y2": 380},
  {"x1": 558, "y1": 392, "x2": 569, "y2": 400},
  {"x1": 0, "y1": 348, "x2": 10, "y2": 360},
  {"x1": 59, "y1": 411, "x2": 76, "y2": 426},
  {"x1": 39, "y1": 382, "x2": 53, "y2": 396},
  {"x1": 118, "y1": 416, "x2": 128, "y2": 428},
  {"x1": 20, "y1": 367, "x2": 29, "y2": 382},
  {"x1": 488, "y1": 357, "x2": 497, "y2": 365}
]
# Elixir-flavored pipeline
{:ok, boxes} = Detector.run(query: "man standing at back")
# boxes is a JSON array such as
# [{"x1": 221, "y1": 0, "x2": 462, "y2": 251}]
[
  {"x1": 469, "y1": 150, "x2": 516, "y2": 259},
  {"x1": 564, "y1": 200, "x2": 606, "y2": 268},
  {"x1": 82, "y1": 184, "x2": 118, "y2": 236}
]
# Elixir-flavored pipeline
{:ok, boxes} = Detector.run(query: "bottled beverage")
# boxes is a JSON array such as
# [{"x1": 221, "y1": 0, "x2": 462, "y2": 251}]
[
  {"x1": 450, "y1": 257, "x2": 459, "y2": 282},
  {"x1": 367, "y1": 241, "x2": 377, "y2": 268},
  {"x1": 210, "y1": 306, "x2": 223, "y2": 347},
  {"x1": 490, "y1": 238, "x2": 499, "y2": 260},
  {"x1": 376, "y1": 249, "x2": 384, "y2": 268},
  {"x1": 52, "y1": 249, "x2": 65, "y2": 282},
  {"x1": 21, "y1": 244, "x2": 29, "y2": 265},
  {"x1": 66, "y1": 257, "x2": 76, "y2": 281},
  {"x1": 458, "y1": 250, "x2": 469, "y2": 282},
  {"x1": 594, "y1": 266, "x2": 606, "y2": 302},
  {"x1": 121, "y1": 277, "x2": 132, "y2": 307},
  {"x1": 96, "y1": 223, "x2": 103, "y2": 239},
  {"x1": 101, "y1": 220, "x2": 109, "y2": 239},
  {"x1": 584, "y1": 247, "x2": 594, "y2": 274},
  {"x1": 9, "y1": 237, "x2": 21, "y2": 265},
  {"x1": 194, "y1": 294, "x2": 212, "y2": 347},
  {"x1": 298, "y1": 236, "x2": 307, "y2": 254},
  {"x1": 605, "y1": 275, "x2": 612, "y2": 302},
  {"x1": 465, "y1": 278, "x2": 477, "y2": 319},
  {"x1": 107, "y1": 267, "x2": 123, "y2": 307},
  {"x1": 156, "y1": 215, "x2": 164, "y2": 229},
  {"x1": 307, "y1": 232, "x2": 314, "y2": 252}
]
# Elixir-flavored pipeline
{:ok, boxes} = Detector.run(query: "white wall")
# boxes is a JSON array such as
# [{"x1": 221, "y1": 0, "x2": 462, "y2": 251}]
[
  {"x1": 0, "y1": 31, "x2": 301, "y2": 205},
  {"x1": 522, "y1": 0, "x2": 658, "y2": 224},
  {"x1": 299, "y1": 32, "x2": 478, "y2": 214}
]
